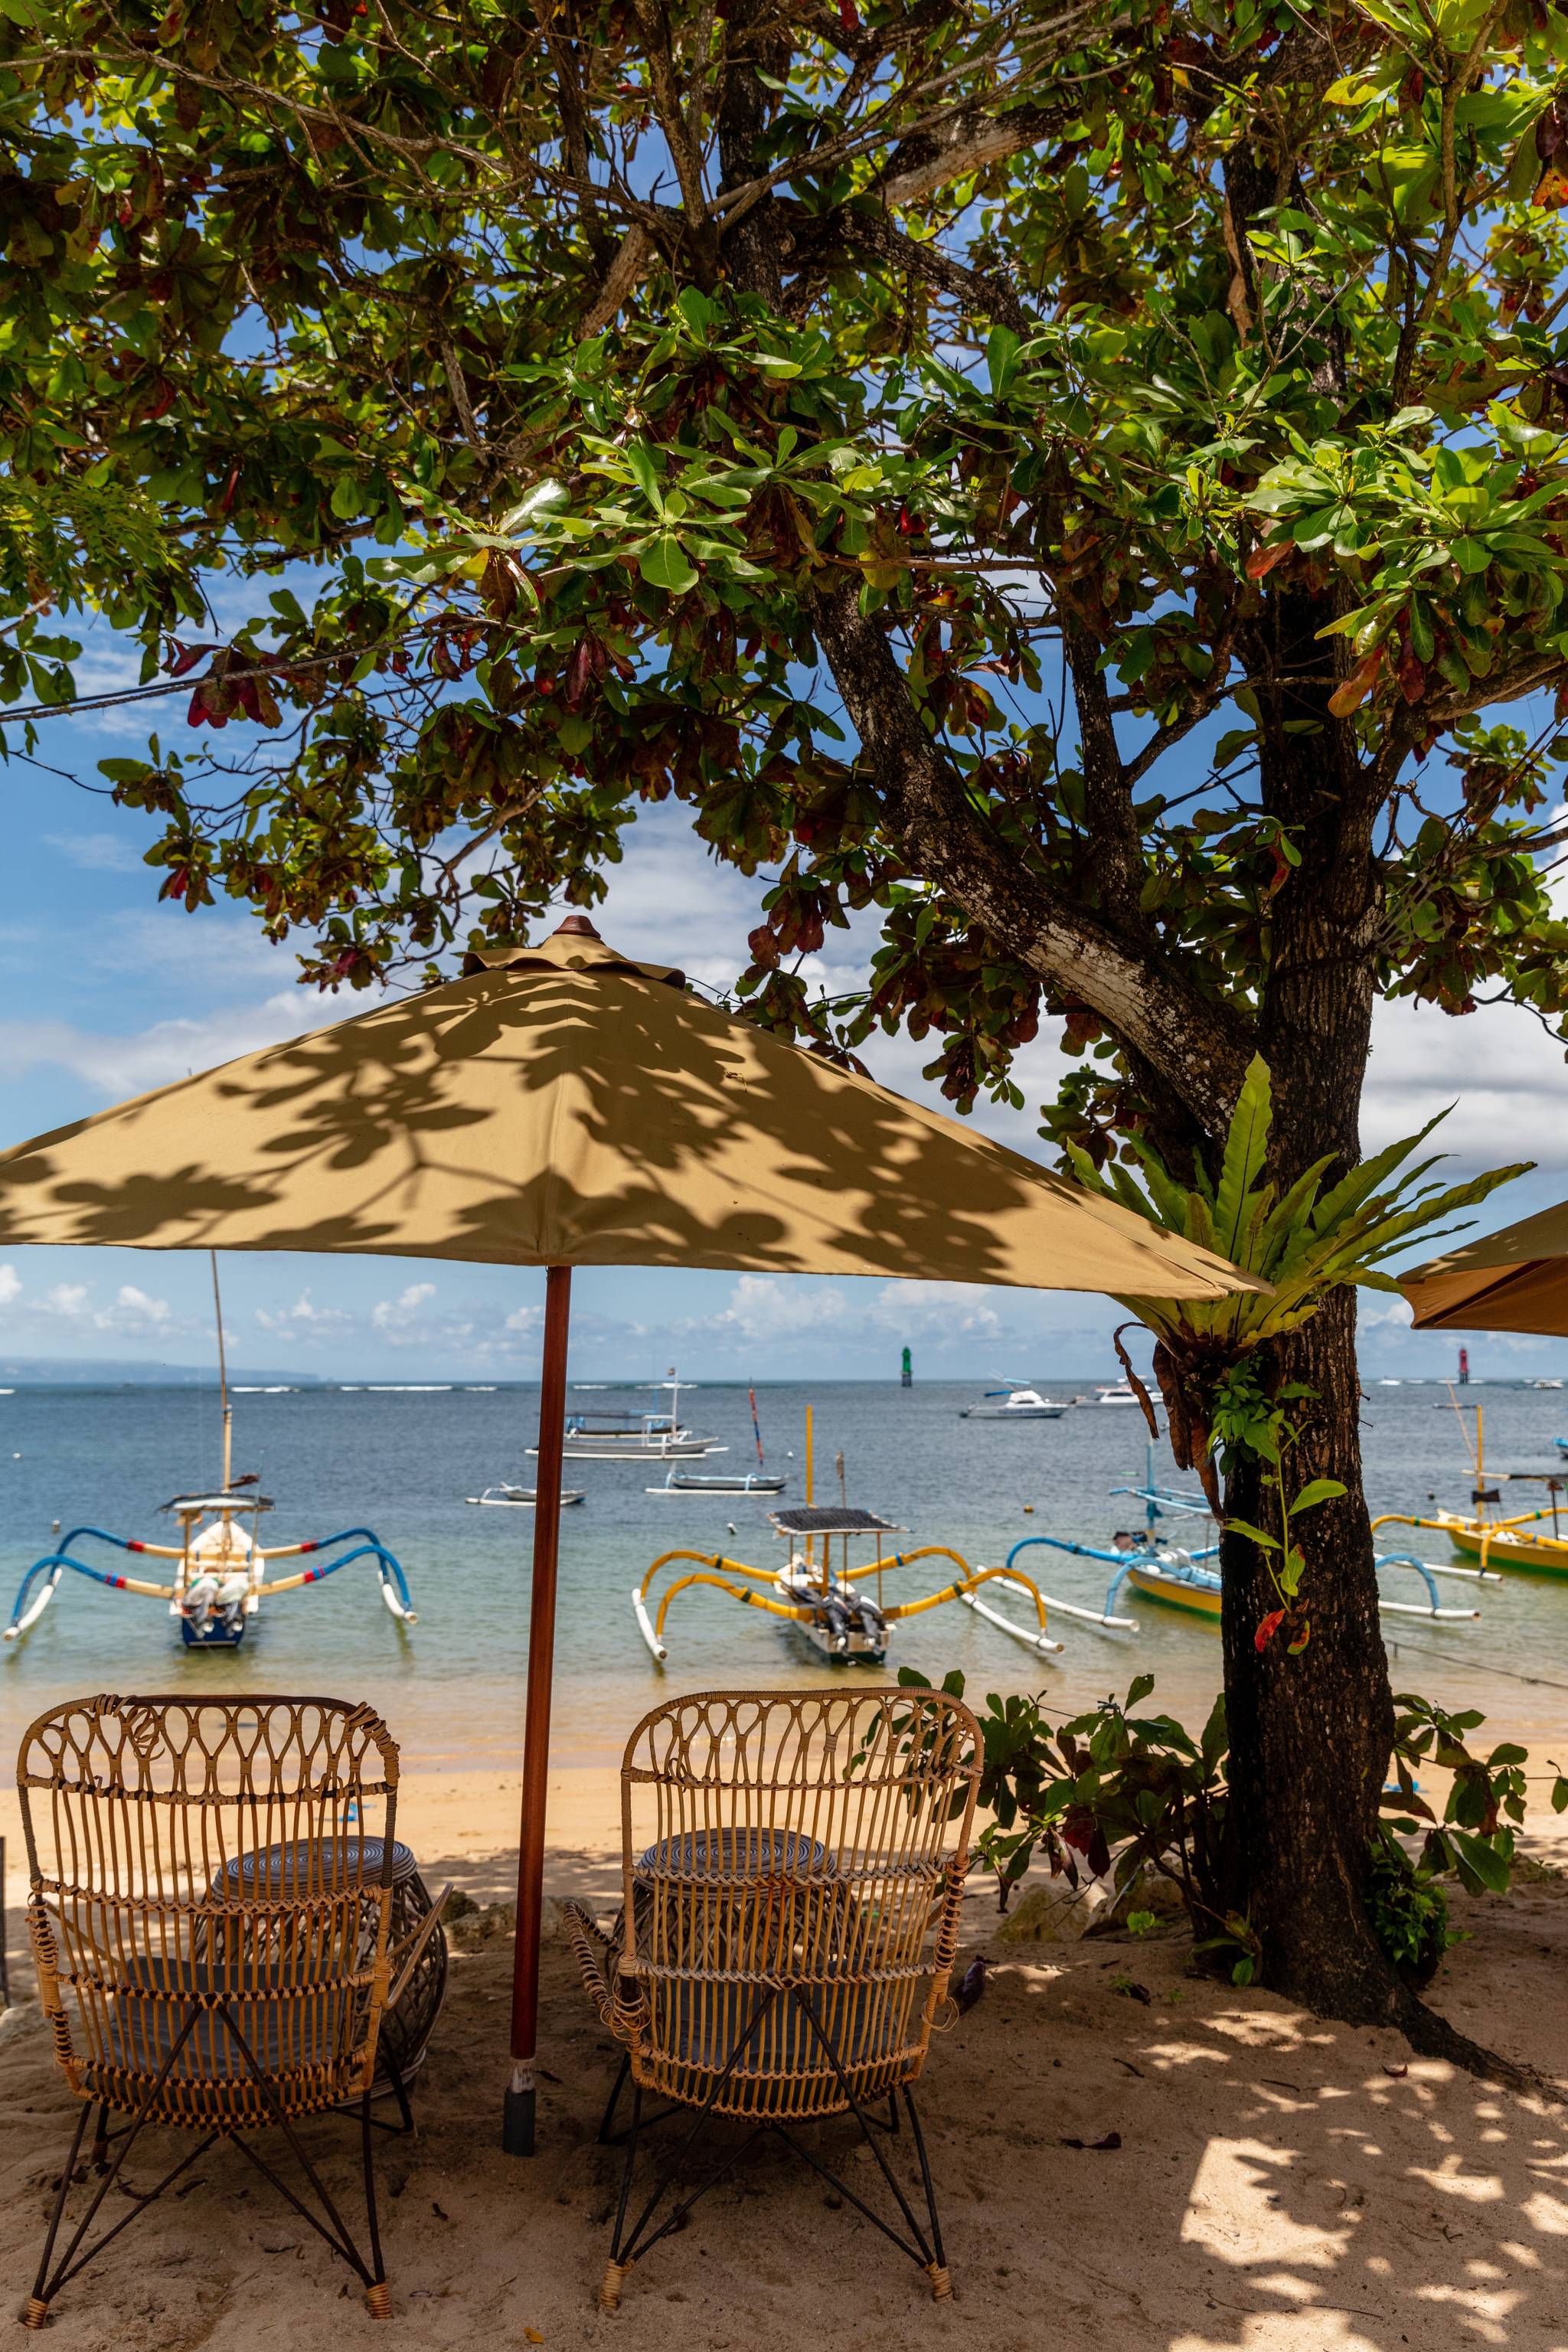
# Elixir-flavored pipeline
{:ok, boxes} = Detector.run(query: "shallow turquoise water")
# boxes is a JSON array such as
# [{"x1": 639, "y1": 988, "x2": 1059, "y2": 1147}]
[{"x1": 2, "y1": 1377, "x2": 1564, "y2": 1770}]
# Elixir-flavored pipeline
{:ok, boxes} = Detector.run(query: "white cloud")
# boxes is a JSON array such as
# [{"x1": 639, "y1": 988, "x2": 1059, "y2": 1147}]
[
  {"x1": 255, "y1": 1288, "x2": 352, "y2": 1338},
  {"x1": 681, "y1": 1272, "x2": 1006, "y2": 1364},
  {"x1": 371, "y1": 1282, "x2": 438, "y2": 1333},
  {"x1": 45, "y1": 830, "x2": 147, "y2": 874},
  {"x1": 0, "y1": 991, "x2": 336, "y2": 1099},
  {"x1": 100, "y1": 1283, "x2": 172, "y2": 1329},
  {"x1": 0, "y1": 1264, "x2": 20, "y2": 1308},
  {"x1": 43, "y1": 1282, "x2": 89, "y2": 1318},
  {"x1": 1363, "y1": 994, "x2": 1568, "y2": 1169}
]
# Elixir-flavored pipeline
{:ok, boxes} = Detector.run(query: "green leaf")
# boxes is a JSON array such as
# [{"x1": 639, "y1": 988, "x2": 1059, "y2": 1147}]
[
  {"x1": 1449, "y1": 1831, "x2": 1511, "y2": 1895},
  {"x1": 638, "y1": 534, "x2": 698, "y2": 593},
  {"x1": 1288, "y1": 1478, "x2": 1347, "y2": 1516},
  {"x1": 1223, "y1": 1518, "x2": 1280, "y2": 1550},
  {"x1": 1212, "y1": 1056, "x2": 1272, "y2": 1264}
]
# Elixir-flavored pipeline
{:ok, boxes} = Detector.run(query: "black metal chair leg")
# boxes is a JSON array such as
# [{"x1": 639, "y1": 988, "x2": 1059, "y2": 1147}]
[
  {"x1": 599, "y1": 2084, "x2": 642, "y2": 2309},
  {"x1": 381, "y1": 2043, "x2": 415, "y2": 2136},
  {"x1": 902, "y1": 2088, "x2": 949, "y2": 2291},
  {"x1": 24, "y1": 2099, "x2": 93, "y2": 2328},
  {"x1": 597, "y1": 2053, "x2": 631, "y2": 2147},
  {"x1": 361, "y1": 2090, "x2": 390, "y2": 2318}
]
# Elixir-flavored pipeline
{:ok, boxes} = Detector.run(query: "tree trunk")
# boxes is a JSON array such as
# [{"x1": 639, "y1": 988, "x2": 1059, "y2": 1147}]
[{"x1": 1220, "y1": 1289, "x2": 1400, "y2": 2018}]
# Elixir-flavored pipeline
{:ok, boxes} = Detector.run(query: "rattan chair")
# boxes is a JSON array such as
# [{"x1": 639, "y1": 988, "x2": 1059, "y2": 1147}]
[
  {"x1": 18, "y1": 1693, "x2": 412, "y2": 2328},
  {"x1": 564, "y1": 1686, "x2": 981, "y2": 2308}
]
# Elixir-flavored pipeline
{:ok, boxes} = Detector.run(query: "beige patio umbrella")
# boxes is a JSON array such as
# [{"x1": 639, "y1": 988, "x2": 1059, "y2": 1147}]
[
  {"x1": 1402, "y1": 1195, "x2": 1568, "y2": 1334},
  {"x1": 0, "y1": 916, "x2": 1263, "y2": 2151}
]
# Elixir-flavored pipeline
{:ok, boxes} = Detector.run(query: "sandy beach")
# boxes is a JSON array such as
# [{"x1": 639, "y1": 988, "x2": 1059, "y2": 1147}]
[{"x1": 3, "y1": 1766, "x2": 1568, "y2": 2350}]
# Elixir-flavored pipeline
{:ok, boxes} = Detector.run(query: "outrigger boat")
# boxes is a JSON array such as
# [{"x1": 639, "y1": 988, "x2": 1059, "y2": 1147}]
[
  {"x1": 1001, "y1": 1448, "x2": 1483, "y2": 1628},
  {"x1": 465, "y1": 1483, "x2": 586, "y2": 1508},
  {"x1": 532, "y1": 1370, "x2": 722, "y2": 1462},
  {"x1": 647, "y1": 1467, "x2": 786, "y2": 1495},
  {"x1": 1375, "y1": 1396, "x2": 1568, "y2": 1578},
  {"x1": 646, "y1": 1384, "x2": 786, "y2": 1494},
  {"x1": 632, "y1": 1408, "x2": 1060, "y2": 1667},
  {"x1": 4, "y1": 1255, "x2": 416, "y2": 1650},
  {"x1": 5, "y1": 1494, "x2": 416, "y2": 1648}
]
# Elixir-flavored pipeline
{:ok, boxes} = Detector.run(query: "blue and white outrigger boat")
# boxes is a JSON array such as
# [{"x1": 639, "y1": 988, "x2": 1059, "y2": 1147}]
[
  {"x1": 5, "y1": 1494, "x2": 416, "y2": 1649},
  {"x1": 992, "y1": 1448, "x2": 1485, "y2": 1632},
  {"x1": 5, "y1": 1254, "x2": 416, "y2": 1651}
]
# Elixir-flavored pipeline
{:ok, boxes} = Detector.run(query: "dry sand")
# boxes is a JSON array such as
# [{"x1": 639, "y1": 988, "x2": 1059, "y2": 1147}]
[{"x1": 3, "y1": 1782, "x2": 1568, "y2": 2352}]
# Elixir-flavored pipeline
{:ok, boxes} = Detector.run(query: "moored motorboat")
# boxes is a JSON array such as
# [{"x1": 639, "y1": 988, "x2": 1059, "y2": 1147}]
[{"x1": 959, "y1": 1386, "x2": 1070, "y2": 1420}]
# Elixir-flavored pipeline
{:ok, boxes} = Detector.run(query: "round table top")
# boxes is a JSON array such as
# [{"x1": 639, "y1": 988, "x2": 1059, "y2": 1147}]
[{"x1": 215, "y1": 1837, "x2": 420, "y2": 1893}]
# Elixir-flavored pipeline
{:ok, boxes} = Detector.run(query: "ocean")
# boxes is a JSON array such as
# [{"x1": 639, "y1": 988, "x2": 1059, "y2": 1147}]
[{"x1": 2, "y1": 1377, "x2": 1566, "y2": 1775}]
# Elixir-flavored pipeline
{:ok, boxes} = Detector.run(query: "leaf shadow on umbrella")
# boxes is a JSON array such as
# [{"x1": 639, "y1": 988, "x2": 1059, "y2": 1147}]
[{"x1": 0, "y1": 956, "x2": 1247, "y2": 1298}]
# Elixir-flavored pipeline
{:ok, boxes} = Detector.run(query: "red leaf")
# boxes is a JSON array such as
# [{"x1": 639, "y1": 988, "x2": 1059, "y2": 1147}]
[
  {"x1": 165, "y1": 640, "x2": 211, "y2": 677},
  {"x1": 1255, "y1": 1609, "x2": 1285, "y2": 1654},
  {"x1": 836, "y1": 0, "x2": 860, "y2": 28},
  {"x1": 1246, "y1": 539, "x2": 1292, "y2": 581}
]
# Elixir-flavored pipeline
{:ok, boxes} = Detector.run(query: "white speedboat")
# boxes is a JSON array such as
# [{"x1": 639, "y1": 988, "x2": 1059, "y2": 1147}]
[
  {"x1": 959, "y1": 1387, "x2": 1070, "y2": 1420},
  {"x1": 1091, "y1": 1382, "x2": 1144, "y2": 1407}
]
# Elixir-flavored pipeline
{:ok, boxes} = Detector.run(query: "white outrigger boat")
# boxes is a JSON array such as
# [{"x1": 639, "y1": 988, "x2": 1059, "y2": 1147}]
[
  {"x1": 959, "y1": 1386, "x2": 1070, "y2": 1420},
  {"x1": 531, "y1": 1369, "x2": 723, "y2": 1462},
  {"x1": 647, "y1": 1466, "x2": 786, "y2": 1494},
  {"x1": 465, "y1": 1483, "x2": 586, "y2": 1508},
  {"x1": 632, "y1": 1408, "x2": 1060, "y2": 1667},
  {"x1": 5, "y1": 1256, "x2": 416, "y2": 1651},
  {"x1": 645, "y1": 1384, "x2": 786, "y2": 1494}
]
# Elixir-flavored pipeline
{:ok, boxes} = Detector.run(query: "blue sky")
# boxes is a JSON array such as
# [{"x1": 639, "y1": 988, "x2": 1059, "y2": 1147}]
[{"x1": 4, "y1": 635, "x2": 1568, "y2": 1380}]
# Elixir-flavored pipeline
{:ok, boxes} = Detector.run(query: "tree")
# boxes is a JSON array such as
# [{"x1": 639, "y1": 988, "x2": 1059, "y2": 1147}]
[{"x1": 9, "y1": 0, "x2": 1568, "y2": 2069}]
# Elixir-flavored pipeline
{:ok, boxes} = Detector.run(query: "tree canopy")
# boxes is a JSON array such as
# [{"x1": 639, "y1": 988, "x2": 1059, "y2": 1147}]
[
  {"x1": 7, "y1": 0, "x2": 1568, "y2": 1164},
  {"x1": 10, "y1": 0, "x2": 1568, "y2": 2050}
]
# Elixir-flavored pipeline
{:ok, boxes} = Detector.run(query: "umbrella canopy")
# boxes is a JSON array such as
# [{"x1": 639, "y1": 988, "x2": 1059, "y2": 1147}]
[
  {"x1": 0, "y1": 915, "x2": 1264, "y2": 2153},
  {"x1": 1402, "y1": 1196, "x2": 1568, "y2": 1334},
  {"x1": 0, "y1": 922, "x2": 1257, "y2": 1297}
]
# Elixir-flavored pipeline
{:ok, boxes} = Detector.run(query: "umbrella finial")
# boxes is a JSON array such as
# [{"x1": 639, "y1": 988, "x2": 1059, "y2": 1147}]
[{"x1": 552, "y1": 914, "x2": 601, "y2": 939}]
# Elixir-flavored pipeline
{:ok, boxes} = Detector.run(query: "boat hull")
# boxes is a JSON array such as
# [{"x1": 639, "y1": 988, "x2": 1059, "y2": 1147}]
[
  {"x1": 1444, "y1": 1523, "x2": 1568, "y2": 1577},
  {"x1": 179, "y1": 1612, "x2": 247, "y2": 1648},
  {"x1": 1125, "y1": 1564, "x2": 1222, "y2": 1618},
  {"x1": 650, "y1": 1476, "x2": 786, "y2": 1494},
  {"x1": 959, "y1": 1407, "x2": 1066, "y2": 1420}
]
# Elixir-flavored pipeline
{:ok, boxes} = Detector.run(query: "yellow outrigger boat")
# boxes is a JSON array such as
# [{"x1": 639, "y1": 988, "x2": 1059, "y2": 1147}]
[
  {"x1": 1371, "y1": 1396, "x2": 1568, "y2": 1579},
  {"x1": 631, "y1": 1408, "x2": 1062, "y2": 1668}
]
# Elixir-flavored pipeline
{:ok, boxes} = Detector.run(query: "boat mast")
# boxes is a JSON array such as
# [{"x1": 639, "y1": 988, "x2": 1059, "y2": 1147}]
[{"x1": 211, "y1": 1250, "x2": 232, "y2": 1492}]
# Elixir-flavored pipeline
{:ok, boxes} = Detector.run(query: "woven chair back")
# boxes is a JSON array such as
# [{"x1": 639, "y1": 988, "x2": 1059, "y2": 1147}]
[
  {"x1": 18, "y1": 1694, "x2": 399, "y2": 2128},
  {"x1": 619, "y1": 1687, "x2": 979, "y2": 2121}
]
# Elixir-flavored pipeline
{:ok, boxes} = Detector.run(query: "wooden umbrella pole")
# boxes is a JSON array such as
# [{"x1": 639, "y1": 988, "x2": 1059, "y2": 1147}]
[{"x1": 504, "y1": 1262, "x2": 573, "y2": 2156}]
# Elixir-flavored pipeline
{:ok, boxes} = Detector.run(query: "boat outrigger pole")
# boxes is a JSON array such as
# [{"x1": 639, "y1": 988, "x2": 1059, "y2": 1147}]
[{"x1": 211, "y1": 1249, "x2": 232, "y2": 1494}]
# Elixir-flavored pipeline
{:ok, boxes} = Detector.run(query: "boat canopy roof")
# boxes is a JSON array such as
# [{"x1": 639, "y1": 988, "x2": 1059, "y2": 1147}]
[
  {"x1": 769, "y1": 1507, "x2": 904, "y2": 1536},
  {"x1": 165, "y1": 1492, "x2": 274, "y2": 1514}
]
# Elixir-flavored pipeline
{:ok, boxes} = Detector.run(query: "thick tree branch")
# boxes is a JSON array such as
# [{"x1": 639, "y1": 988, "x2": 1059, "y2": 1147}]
[
  {"x1": 1063, "y1": 619, "x2": 1143, "y2": 921},
  {"x1": 577, "y1": 227, "x2": 652, "y2": 338},
  {"x1": 874, "y1": 96, "x2": 1071, "y2": 206},
  {"x1": 809, "y1": 579, "x2": 1256, "y2": 1133},
  {"x1": 783, "y1": 201, "x2": 1034, "y2": 332}
]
